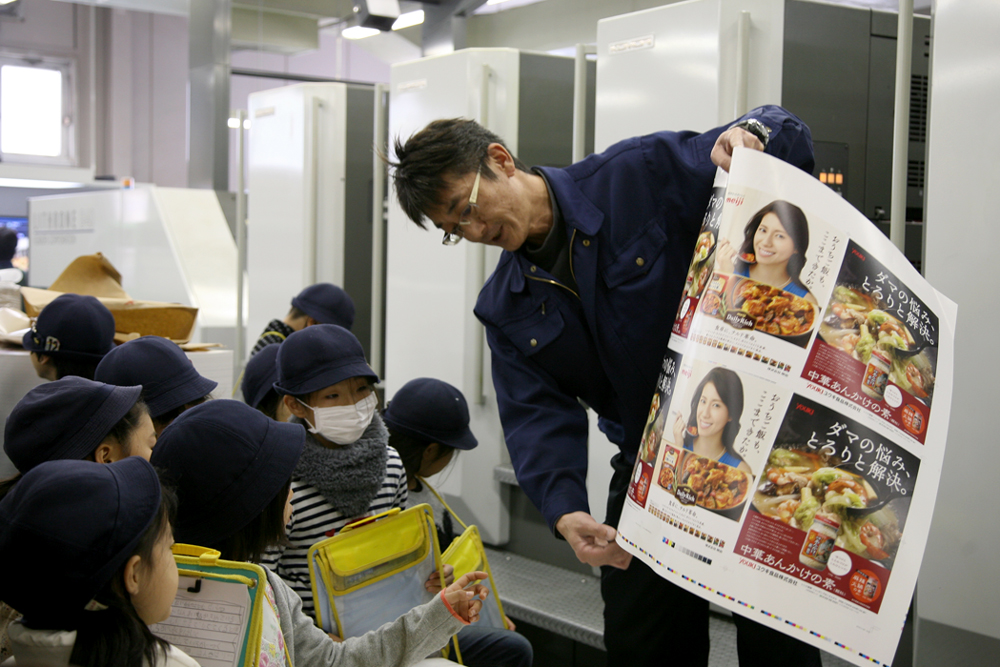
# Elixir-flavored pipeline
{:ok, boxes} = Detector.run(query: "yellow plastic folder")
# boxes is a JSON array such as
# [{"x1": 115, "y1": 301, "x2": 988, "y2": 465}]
[{"x1": 151, "y1": 544, "x2": 290, "y2": 667}]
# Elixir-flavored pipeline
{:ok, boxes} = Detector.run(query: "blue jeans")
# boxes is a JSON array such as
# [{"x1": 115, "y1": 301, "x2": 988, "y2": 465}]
[{"x1": 454, "y1": 624, "x2": 533, "y2": 667}]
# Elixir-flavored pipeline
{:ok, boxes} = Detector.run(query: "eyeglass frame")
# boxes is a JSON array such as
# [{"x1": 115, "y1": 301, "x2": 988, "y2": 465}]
[{"x1": 441, "y1": 168, "x2": 482, "y2": 246}]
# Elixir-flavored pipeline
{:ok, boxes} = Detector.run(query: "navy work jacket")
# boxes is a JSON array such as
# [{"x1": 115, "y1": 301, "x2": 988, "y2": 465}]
[{"x1": 474, "y1": 106, "x2": 815, "y2": 532}]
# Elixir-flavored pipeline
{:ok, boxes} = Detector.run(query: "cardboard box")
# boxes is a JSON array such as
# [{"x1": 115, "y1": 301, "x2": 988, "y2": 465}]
[{"x1": 21, "y1": 253, "x2": 198, "y2": 343}]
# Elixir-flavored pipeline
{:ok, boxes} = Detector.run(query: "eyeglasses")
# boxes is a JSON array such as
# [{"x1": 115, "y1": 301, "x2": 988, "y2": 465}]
[{"x1": 442, "y1": 169, "x2": 482, "y2": 246}]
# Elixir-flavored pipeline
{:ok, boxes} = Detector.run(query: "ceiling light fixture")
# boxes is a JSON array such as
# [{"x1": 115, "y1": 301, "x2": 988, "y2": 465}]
[
  {"x1": 392, "y1": 9, "x2": 423, "y2": 30},
  {"x1": 343, "y1": 26, "x2": 381, "y2": 40}
]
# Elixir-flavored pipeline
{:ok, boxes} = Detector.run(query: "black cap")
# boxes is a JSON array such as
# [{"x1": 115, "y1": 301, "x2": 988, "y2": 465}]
[
  {"x1": 151, "y1": 400, "x2": 305, "y2": 547},
  {"x1": 95, "y1": 336, "x2": 218, "y2": 419},
  {"x1": 273, "y1": 324, "x2": 377, "y2": 396},
  {"x1": 0, "y1": 457, "x2": 161, "y2": 627},
  {"x1": 242, "y1": 342, "x2": 280, "y2": 409},
  {"x1": 23, "y1": 294, "x2": 116, "y2": 361},
  {"x1": 291, "y1": 283, "x2": 355, "y2": 330},
  {"x1": 383, "y1": 378, "x2": 478, "y2": 451},
  {"x1": 3, "y1": 376, "x2": 143, "y2": 474}
]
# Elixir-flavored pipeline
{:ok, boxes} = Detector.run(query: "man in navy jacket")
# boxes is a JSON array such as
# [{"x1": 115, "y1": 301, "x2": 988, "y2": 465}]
[{"x1": 390, "y1": 106, "x2": 818, "y2": 666}]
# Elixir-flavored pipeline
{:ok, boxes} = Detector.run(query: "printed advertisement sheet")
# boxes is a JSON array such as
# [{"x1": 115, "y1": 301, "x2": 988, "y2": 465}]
[{"x1": 618, "y1": 149, "x2": 956, "y2": 667}]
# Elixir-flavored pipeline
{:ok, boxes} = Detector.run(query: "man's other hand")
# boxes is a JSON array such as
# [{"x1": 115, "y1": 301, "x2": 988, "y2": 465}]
[
  {"x1": 555, "y1": 511, "x2": 632, "y2": 569},
  {"x1": 711, "y1": 127, "x2": 765, "y2": 172}
]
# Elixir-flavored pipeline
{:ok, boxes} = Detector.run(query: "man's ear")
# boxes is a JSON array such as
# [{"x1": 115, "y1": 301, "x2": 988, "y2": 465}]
[
  {"x1": 487, "y1": 143, "x2": 517, "y2": 177},
  {"x1": 123, "y1": 554, "x2": 143, "y2": 597}
]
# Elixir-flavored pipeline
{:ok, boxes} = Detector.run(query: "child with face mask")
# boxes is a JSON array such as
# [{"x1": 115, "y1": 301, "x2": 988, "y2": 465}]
[{"x1": 265, "y1": 324, "x2": 407, "y2": 620}]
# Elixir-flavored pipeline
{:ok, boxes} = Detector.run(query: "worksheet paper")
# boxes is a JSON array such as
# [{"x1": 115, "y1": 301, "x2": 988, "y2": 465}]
[
  {"x1": 151, "y1": 576, "x2": 251, "y2": 667},
  {"x1": 617, "y1": 148, "x2": 956, "y2": 667}
]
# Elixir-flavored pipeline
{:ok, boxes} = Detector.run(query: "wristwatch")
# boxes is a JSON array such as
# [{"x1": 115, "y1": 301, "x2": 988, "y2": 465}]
[{"x1": 732, "y1": 118, "x2": 770, "y2": 149}]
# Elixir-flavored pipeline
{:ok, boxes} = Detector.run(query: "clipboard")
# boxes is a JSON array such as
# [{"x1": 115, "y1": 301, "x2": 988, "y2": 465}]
[{"x1": 151, "y1": 544, "x2": 291, "y2": 667}]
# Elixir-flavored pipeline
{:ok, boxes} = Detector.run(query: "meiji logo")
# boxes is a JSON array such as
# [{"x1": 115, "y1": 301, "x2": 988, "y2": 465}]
[
  {"x1": 726, "y1": 194, "x2": 745, "y2": 206},
  {"x1": 44, "y1": 337, "x2": 61, "y2": 352}
]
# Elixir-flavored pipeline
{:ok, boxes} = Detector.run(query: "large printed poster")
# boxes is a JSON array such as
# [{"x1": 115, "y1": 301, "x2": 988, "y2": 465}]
[{"x1": 618, "y1": 149, "x2": 956, "y2": 667}]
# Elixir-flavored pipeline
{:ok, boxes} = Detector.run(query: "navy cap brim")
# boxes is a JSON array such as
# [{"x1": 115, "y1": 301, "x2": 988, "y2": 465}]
[
  {"x1": 381, "y1": 416, "x2": 479, "y2": 451},
  {"x1": 146, "y1": 375, "x2": 218, "y2": 418},
  {"x1": 273, "y1": 358, "x2": 377, "y2": 396},
  {"x1": 22, "y1": 330, "x2": 111, "y2": 362}
]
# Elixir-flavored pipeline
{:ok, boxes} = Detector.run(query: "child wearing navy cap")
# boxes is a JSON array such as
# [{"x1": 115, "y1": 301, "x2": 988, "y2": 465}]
[
  {"x1": 0, "y1": 457, "x2": 195, "y2": 667},
  {"x1": 152, "y1": 399, "x2": 489, "y2": 666},
  {"x1": 95, "y1": 335, "x2": 218, "y2": 435},
  {"x1": 268, "y1": 324, "x2": 408, "y2": 619},
  {"x1": 23, "y1": 293, "x2": 116, "y2": 381},
  {"x1": 0, "y1": 376, "x2": 155, "y2": 500},
  {"x1": 240, "y1": 342, "x2": 290, "y2": 421},
  {"x1": 250, "y1": 282, "x2": 355, "y2": 356},
  {"x1": 384, "y1": 378, "x2": 533, "y2": 667}
]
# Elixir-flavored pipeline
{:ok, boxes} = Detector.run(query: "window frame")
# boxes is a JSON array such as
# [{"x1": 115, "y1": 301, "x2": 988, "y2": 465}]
[{"x1": 0, "y1": 52, "x2": 76, "y2": 167}]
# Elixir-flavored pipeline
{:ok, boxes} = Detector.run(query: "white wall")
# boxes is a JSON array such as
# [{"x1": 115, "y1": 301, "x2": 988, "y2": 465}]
[{"x1": 919, "y1": 0, "x2": 1000, "y2": 644}]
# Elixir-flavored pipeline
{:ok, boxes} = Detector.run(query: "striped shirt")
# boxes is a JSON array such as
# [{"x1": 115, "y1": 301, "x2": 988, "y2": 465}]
[{"x1": 262, "y1": 446, "x2": 408, "y2": 619}]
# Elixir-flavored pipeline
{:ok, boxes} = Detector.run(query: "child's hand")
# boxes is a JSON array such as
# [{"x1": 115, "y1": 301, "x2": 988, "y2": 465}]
[
  {"x1": 442, "y1": 571, "x2": 489, "y2": 623},
  {"x1": 425, "y1": 564, "x2": 455, "y2": 593}
]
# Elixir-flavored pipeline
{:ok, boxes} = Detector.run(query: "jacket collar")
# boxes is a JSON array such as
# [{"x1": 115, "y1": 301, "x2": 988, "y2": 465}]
[{"x1": 535, "y1": 166, "x2": 604, "y2": 236}]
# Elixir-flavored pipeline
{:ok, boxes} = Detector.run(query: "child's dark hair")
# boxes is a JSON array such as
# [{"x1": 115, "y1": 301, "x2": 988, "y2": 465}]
[
  {"x1": 210, "y1": 477, "x2": 291, "y2": 563},
  {"x1": 151, "y1": 395, "x2": 211, "y2": 432},
  {"x1": 388, "y1": 429, "x2": 456, "y2": 482},
  {"x1": 734, "y1": 200, "x2": 810, "y2": 290},
  {"x1": 51, "y1": 356, "x2": 101, "y2": 381},
  {"x1": 103, "y1": 400, "x2": 150, "y2": 456},
  {"x1": 68, "y1": 479, "x2": 177, "y2": 667},
  {"x1": 255, "y1": 389, "x2": 282, "y2": 421}
]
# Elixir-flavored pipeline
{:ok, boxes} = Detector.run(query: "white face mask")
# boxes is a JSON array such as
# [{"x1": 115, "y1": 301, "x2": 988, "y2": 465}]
[{"x1": 298, "y1": 393, "x2": 377, "y2": 444}]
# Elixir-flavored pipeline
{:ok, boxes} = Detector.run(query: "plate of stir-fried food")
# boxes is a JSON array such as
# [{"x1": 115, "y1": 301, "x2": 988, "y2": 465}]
[
  {"x1": 677, "y1": 454, "x2": 750, "y2": 511},
  {"x1": 731, "y1": 278, "x2": 816, "y2": 338}
]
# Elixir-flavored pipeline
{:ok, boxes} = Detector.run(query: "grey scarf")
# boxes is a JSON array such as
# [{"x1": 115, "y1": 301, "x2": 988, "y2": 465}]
[{"x1": 292, "y1": 413, "x2": 390, "y2": 518}]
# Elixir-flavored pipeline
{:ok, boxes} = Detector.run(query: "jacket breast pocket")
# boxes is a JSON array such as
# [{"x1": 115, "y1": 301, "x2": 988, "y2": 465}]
[
  {"x1": 600, "y1": 221, "x2": 668, "y2": 289},
  {"x1": 501, "y1": 306, "x2": 565, "y2": 358}
]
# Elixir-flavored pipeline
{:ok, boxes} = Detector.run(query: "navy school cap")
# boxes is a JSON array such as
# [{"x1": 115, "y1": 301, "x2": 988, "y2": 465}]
[
  {"x1": 383, "y1": 378, "x2": 478, "y2": 451},
  {"x1": 0, "y1": 457, "x2": 161, "y2": 627},
  {"x1": 291, "y1": 283, "x2": 355, "y2": 330},
  {"x1": 95, "y1": 336, "x2": 217, "y2": 419},
  {"x1": 3, "y1": 376, "x2": 143, "y2": 474},
  {"x1": 23, "y1": 293, "x2": 116, "y2": 361},
  {"x1": 273, "y1": 324, "x2": 377, "y2": 396},
  {"x1": 241, "y1": 342, "x2": 280, "y2": 409},
  {"x1": 150, "y1": 400, "x2": 305, "y2": 547}
]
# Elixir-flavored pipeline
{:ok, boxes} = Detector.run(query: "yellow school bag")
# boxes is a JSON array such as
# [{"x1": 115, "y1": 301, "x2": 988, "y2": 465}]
[{"x1": 420, "y1": 478, "x2": 510, "y2": 632}]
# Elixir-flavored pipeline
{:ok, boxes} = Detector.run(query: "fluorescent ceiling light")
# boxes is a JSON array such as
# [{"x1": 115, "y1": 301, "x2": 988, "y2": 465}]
[
  {"x1": 343, "y1": 26, "x2": 381, "y2": 40},
  {"x1": 0, "y1": 177, "x2": 85, "y2": 189},
  {"x1": 392, "y1": 9, "x2": 423, "y2": 30},
  {"x1": 227, "y1": 117, "x2": 241, "y2": 129}
]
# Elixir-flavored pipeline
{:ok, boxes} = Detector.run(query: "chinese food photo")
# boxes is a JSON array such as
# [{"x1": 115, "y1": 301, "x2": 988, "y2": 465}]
[
  {"x1": 820, "y1": 284, "x2": 936, "y2": 402},
  {"x1": 752, "y1": 445, "x2": 912, "y2": 569}
]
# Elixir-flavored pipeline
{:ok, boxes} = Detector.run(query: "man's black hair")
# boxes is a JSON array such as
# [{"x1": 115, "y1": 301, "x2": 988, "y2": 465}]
[
  {"x1": 386, "y1": 118, "x2": 528, "y2": 228},
  {"x1": 0, "y1": 227, "x2": 16, "y2": 262}
]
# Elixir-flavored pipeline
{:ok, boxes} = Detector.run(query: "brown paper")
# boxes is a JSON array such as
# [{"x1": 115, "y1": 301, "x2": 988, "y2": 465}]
[{"x1": 21, "y1": 253, "x2": 198, "y2": 343}]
